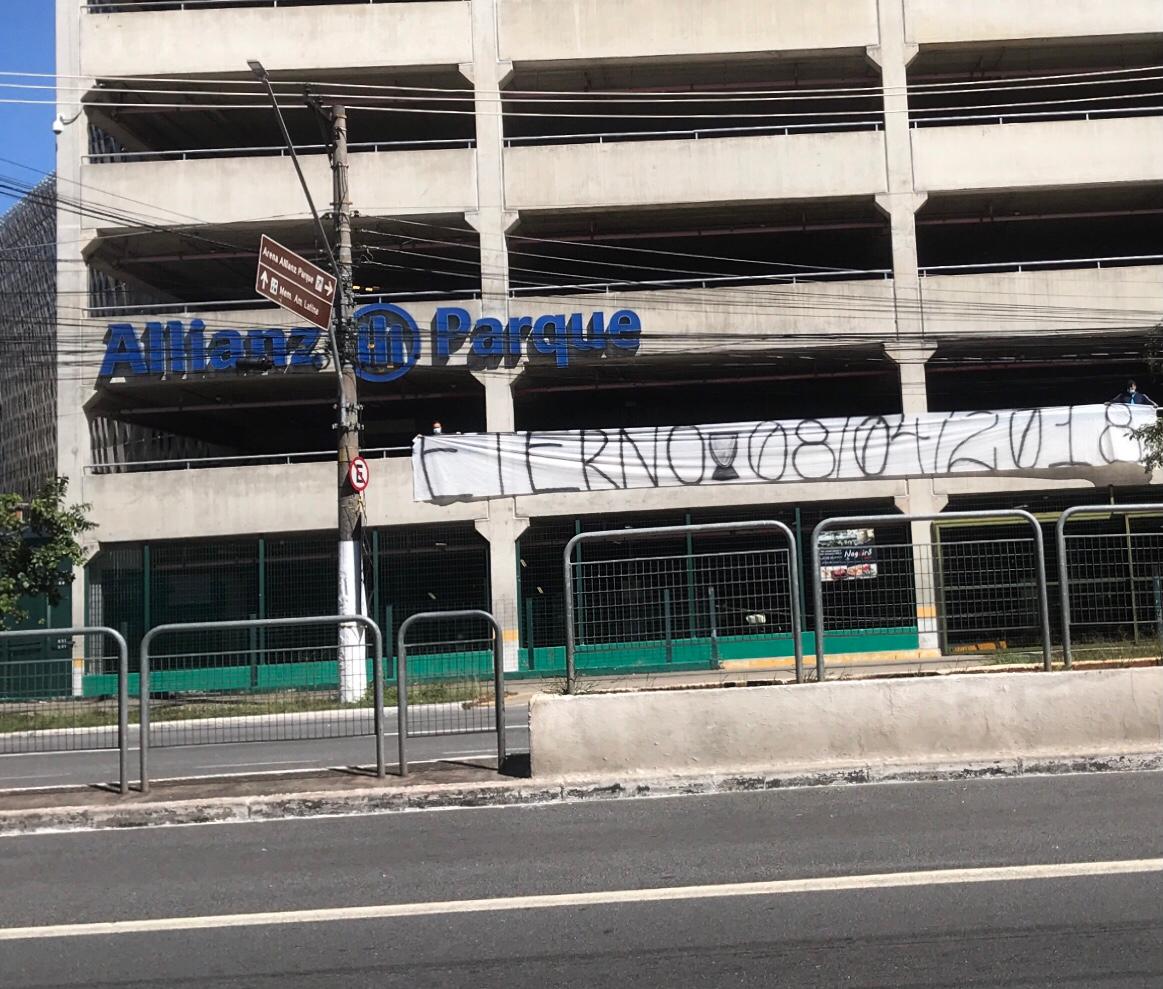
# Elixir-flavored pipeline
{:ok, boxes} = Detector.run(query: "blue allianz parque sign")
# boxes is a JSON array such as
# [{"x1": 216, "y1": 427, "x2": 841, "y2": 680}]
[{"x1": 99, "y1": 303, "x2": 642, "y2": 382}]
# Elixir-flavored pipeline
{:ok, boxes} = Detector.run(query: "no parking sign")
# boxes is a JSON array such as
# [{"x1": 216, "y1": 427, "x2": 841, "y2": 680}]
[{"x1": 348, "y1": 456, "x2": 370, "y2": 493}]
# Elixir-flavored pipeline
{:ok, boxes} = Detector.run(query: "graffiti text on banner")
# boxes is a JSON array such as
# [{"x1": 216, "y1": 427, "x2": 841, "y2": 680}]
[{"x1": 412, "y1": 404, "x2": 1152, "y2": 503}]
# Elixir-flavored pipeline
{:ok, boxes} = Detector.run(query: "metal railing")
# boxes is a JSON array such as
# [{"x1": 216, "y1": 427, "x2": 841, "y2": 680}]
[
  {"x1": 86, "y1": 287, "x2": 481, "y2": 318},
  {"x1": 504, "y1": 119, "x2": 883, "y2": 148},
  {"x1": 87, "y1": 0, "x2": 404, "y2": 10},
  {"x1": 910, "y1": 104, "x2": 1163, "y2": 129},
  {"x1": 510, "y1": 268, "x2": 891, "y2": 297},
  {"x1": 0, "y1": 626, "x2": 129, "y2": 794},
  {"x1": 564, "y1": 521, "x2": 803, "y2": 693},
  {"x1": 919, "y1": 254, "x2": 1163, "y2": 277},
  {"x1": 811, "y1": 511, "x2": 1052, "y2": 680},
  {"x1": 1056, "y1": 504, "x2": 1163, "y2": 668},
  {"x1": 396, "y1": 610, "x2": 505, "y2": 777},
  {"x1": 139, "y1": 614, "x2": 384, "y2": 792},
  {"x1": 85, "y1": 445, "x2": 410, "y2": 474},
  {"x1": 83, "y1": 136, "x2": 475, "y2": 164}
]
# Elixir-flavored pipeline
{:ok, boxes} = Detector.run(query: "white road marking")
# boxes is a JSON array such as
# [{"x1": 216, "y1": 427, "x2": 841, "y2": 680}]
[{"x1": 1, "y1": 858, "x2": 1159, "y2": 941}]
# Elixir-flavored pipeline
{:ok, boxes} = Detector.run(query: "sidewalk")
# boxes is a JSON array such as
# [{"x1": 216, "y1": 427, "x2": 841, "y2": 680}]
[
  {"x1": 0, "y1": 758, "x2": 551, "y2": 833},
  {"x1": 3, "y1": 655, "x2": 1158, "y2": 836},
  {"x1": 3, "y1": 747, "x2": 1160, "y2": 838}
]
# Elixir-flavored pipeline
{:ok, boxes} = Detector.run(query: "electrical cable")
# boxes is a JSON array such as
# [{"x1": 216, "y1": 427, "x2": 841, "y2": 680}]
[{"x1": 19, "y1": 60, "x2": 1163, "y2": 97}]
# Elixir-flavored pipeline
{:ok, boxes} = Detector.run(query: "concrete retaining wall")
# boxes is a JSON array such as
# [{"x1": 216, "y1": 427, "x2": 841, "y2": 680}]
[{"x1": 529, "y1": 669, "x2": 1163, "y2": 779}]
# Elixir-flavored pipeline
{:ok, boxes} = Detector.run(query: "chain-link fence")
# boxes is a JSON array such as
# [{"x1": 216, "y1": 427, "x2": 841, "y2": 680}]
[
  {"x1": 564, "y1": 521, "x2": 802, "y2": 691},
  {"x1": 1057, "y1": 504, "x2": 1163, "y2": 665},
  {"x1": 811, "y1": 511, "x2": 1052, "y2": 678},
  {"x1": 396, "y1": 610, "x2": 505, "y2": 776}
]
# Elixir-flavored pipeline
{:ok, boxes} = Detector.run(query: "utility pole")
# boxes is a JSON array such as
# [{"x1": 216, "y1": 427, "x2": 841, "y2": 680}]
[
  {"x1": 330, "y1": 104, "x2": 368, "y2": 703},
  {"x1": 248, "y1": 64, "x2": 366, "y2": 702}
]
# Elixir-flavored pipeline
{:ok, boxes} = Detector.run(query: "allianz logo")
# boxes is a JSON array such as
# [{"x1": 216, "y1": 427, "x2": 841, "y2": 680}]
[{"x1": 99, "y1": 304, "x2": 642, "y2": 382}]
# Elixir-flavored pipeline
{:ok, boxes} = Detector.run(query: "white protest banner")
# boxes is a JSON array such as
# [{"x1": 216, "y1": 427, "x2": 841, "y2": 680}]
[{"x1": 412, "y1": 404, "x2": 1151, "y2": 503}]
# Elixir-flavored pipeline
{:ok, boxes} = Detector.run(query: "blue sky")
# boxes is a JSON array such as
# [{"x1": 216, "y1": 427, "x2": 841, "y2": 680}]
[{"x1": 0, "y1": 1, "x2": 56, "y2": 212}]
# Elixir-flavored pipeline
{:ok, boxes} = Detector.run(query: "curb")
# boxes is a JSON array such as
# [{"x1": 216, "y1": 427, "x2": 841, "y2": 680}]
[{"x1": 2, "y1": 751, "x2": 1160, "y2": 836}]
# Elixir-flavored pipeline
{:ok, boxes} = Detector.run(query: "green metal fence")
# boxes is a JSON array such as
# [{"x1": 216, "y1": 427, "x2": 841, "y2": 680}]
[
  {"x1": 84, "y1": 524, "x2": 491, "y2": 696},
  {"x1": 0, "y1": 571, "x2": 74, "y2": 701}
]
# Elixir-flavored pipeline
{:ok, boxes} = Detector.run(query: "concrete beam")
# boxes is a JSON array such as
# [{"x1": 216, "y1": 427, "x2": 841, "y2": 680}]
[
  {"x1": 906, "y1": 0, "x2": 1163, "y2": 46},
  {"x1": 81, "y1": 1, "x2": 473, "y2": 78},
  {"x1": 913, "y1": 117, "x2": 1163, "y2": 194},
  {"x1": 505, "y1": 131, "x2": 889, "y2": 211},
  {"x1": 499, "y1": 0, "x2": 879, "y2": 64}
]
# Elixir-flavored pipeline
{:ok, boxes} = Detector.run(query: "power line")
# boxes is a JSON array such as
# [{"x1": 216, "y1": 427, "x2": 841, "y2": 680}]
[
  {"x1": 24, "y1": 70, "x2": 1163, "y2": 106},
  {"x1": 5, "y1": 88, "x2": 1163, "y2": 120},
  {"x1": 18, "y1": 61, "x2": 1163, "y2": 97}
]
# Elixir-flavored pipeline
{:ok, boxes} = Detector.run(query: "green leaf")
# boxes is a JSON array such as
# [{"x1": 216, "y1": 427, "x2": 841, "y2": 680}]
[{"x1": 0, "y1": 477, "x2": 94, "y2": 630}]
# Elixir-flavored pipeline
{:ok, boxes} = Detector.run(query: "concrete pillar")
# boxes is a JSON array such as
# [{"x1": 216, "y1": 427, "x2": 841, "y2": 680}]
[
  {"x1": 875, "y1": 192, "x2": 928, "y2": 340},
  {"x1": 867, "y1": 0, "x2": 918, "y2": 197},
  {"x1": 465, "y1": 1, "x2": 523, "y2": 436},
  {"x1": 472, "y1": 368, "x2": 521, "y2": 433},
  {"x1": 874, "y1": 2, "x2": 944, "y2": 658},
  {"x1": 884, "y1": 342, "x2": 936, "y2": 416},
  {"x1": 869, "y1": 1, "x2": 927, "y2": 342},
  {"x1": 895, "y1": 480, "x2": 949, "y2": 657},
  {"x1": 464, "y1": 0, "x2": 518, "y2": 316},
  {"x1": 475, "y1": 501, "x2": 530, "y2": 672},
  {"x1": 68, "y1": 540, "x2": 102, "y2": 696},
  {"x1": 56, "y1": 4, "x2": 94, "y2": 660}
]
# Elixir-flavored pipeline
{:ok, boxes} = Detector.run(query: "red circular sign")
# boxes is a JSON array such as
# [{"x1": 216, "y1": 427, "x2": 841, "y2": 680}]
[{"x1": 348, "y1": 456, "x2": 370, "y2": 492}]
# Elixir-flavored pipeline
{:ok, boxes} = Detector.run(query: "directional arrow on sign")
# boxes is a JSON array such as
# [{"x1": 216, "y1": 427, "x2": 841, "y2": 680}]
[{"x1": 254, "y1": 235, "x2": 336, "y2": 332}]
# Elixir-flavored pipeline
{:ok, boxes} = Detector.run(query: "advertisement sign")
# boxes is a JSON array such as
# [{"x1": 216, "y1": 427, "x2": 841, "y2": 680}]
[{"x1": 818, "y1": 528, "x2": 877, "y2": 582}]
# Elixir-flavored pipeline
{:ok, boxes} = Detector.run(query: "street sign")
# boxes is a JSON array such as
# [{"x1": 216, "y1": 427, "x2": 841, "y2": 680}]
[
  {"x1": 348, "y1": 456, "x2": 370, "y2": 493},
  {"x1": 255, "y1": 234, "x2": 336, "y2": 332}
]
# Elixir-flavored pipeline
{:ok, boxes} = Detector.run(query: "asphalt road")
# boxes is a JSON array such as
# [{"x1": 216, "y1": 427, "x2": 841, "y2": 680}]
[
  {"x1": 0, "y1": 705, "x2": 529, "y2": 789},
  {"x1": 2, "y1": 771, "x2": 1162, "y2": 987}
]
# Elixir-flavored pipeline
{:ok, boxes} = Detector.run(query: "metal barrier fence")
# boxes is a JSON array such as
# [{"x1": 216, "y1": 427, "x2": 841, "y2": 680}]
[
  {"x1": 1056, "y1": 504, "x2": 1163, "y2": 668},
  {"x1": 140, "y1": 614, "x2": 384, "y2": 792},
  {"x1": 0, "y1": 626, "x2": 130, "y2": 794},
  {"x1": 564, "y1": 521, "x2": 803, "y2": 693},
  {"x1": 811, "y1": 511, "x2": 1052, "y2": 679},
  {"x1": 397, "y1": 610, "x2": 505, "y2": 777}
]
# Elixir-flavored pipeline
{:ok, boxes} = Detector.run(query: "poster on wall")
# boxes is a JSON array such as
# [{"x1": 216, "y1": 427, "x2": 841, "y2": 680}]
[
  {"x1": 412, "y1": 404, "x2": 1152, "y2": 503},
  {"x1": 818, "y1": 529, "x2": 877, "y2": 582}
]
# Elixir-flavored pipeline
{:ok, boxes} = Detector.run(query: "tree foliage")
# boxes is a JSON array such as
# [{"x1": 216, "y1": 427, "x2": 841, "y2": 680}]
[
  {"x1": 1133, "y1": 418, "x2": 1163, "y2": 473},
  {"x1": 0, "y1": 477, "x2": 94, "y2": 630},
  {"x1": 1135, "y1": 325, "x2": 1163, "y2": 472}
]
